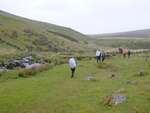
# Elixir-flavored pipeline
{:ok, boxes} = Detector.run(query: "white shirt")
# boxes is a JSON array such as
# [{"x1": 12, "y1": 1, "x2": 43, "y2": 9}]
[
  {"x1": 69, "y1": 58, "x2": 77, "y2": 68},
  {"x1": 96, "y1": 50, "x2": 100, "y2": 56}
]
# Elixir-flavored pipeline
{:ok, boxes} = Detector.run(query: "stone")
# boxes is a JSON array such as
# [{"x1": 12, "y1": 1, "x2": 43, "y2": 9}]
[
  {"x1": 86, "y1": 75, "x2": 96, "y2": 81},
  {"x1": 25, "y1": 63, "x2": 41, "y2": 69},
  {"x1": 116, "y1": 88, "x2": 125, "y2": 93},
  {"x1": 110, "y1": 73, "x2": 118, "y2": 80},
  {"x1": 127, "y1": 80, "x2": 138, "y2": 85},
  {"x1": 0, "y1": 67, "x2": 8, "y2": 72},
  {"x1": 111, "y1": 74, "x2": 116, "y2": 79},
  {"x1": 139, "y1": 69, "x2": 144, "y2": 76},
  {"x1": 103, "y1": 94, "x2": 127, "y2": 106},
  {"x1": 112, "y1": 95, "x2": 127, "y2": 105}
]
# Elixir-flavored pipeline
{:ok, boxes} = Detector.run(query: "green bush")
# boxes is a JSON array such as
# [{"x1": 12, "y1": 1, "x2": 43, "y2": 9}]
[
  {"x1": 18, "y1": 64, "x2": 54, "y2": 78},
  {"x1": 97, "y1": 62, "x2": 113, "y2": 69},
  {"x1": 134, "y1": 71, "x2": 149, "y2": 77},
  {"x1": 41, "y1": 55, "x2": 67, "y2": 65}
]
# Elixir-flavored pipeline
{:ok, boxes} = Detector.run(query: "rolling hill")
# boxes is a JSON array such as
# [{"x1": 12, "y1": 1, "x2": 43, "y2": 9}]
[
  {"x1": 0, "y1": 10, "x2": 93, "y2": 56},
  {"x1": 90, "y1": 29, "x2": 150, "y2": 38},
  {"x1": 89, "y1": 29, "x2": 150, "y2": 49},
  {"x1": 1, "y1": 10, "x2": 150, "y2": 61}
]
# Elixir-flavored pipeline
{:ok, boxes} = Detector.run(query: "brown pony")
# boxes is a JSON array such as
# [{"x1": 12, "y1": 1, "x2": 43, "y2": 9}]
[{"x1": 118, "y1": 48, "x2": 131, "y2": 58}]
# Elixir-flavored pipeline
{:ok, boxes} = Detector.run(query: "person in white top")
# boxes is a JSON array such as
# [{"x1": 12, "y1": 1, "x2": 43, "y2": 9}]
[
  {"x1": 96, "y1": 50, "x2": 101, "y2": 63},
  {"x1": 68, "y1": 57, "x2": 77, "y2": 78}
]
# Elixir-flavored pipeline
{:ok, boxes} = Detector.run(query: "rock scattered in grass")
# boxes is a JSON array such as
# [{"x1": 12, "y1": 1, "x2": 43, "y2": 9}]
[
  {"x1": 103, "y1": 94, "x2": 127, "y2": 106},
  {"x1": 109, "y1": 73, "x2": 119, "y2": 80},
  {"x1": 134, "y1": 69, "x2": 149, "y2": 76},
  {"x1": 112, "y1": 95, "x2": 127, "y2": 105},
  {"x1": 139, "y1": 69, "x2": 144, "y2": 76},
  {"x1": 116, "y1": 88, "x2": 126, "y2": 93},
  {"x1": 127, "y1": 80, "x2": 138, "y2": 85},
  {"x1": 0, "y1": 67, "x2": 8, "y2": 72},
  {"x1": 85, "y1": 75, "x2": 96, "y2": 81},
  {"x1": 110, "y1": 73, "x2": 116, "y2": 79}
]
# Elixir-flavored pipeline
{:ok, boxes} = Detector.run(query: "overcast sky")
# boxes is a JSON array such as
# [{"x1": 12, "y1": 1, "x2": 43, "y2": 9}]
[{"x1": 0, "y1": 0, "x2": 150, "y2": 34}]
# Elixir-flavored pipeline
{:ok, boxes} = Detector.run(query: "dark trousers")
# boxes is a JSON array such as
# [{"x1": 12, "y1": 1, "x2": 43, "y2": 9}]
[
  {"x1": 96, "y1": 56, "x2": 100, "y2": 63},
  {"x1": 71, "y1": 68, "x2": 76, "y2": 78},
  {"x1": 101, "y1": 56, "x2": 105, "y2": 62}
]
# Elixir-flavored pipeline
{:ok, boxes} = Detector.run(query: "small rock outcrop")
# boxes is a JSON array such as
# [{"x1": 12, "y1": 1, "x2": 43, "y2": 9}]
[
  {"x1": 103, "y1": 94, "x2": 127, "y2": 106},
  {"x1": 112, "y1": 95, "x2": 127, "y2": 105},
  {"x1": 85, "y1": 75, "x2": 96, "y2": 81},
  {"x1": 127, "y1": 80, "x2": 138, "y2": 85}
]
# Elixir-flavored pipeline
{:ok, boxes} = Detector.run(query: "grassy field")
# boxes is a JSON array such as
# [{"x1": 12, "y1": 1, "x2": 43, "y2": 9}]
[
  {"x1": 0, "y1": 54, "x2": 150, "y2": 113},
  {"x1": 89, "y1": 38, "x2": 150, "y2": 49}
]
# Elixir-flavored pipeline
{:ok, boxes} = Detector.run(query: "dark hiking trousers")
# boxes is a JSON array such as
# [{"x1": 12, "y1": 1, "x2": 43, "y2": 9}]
[
  {"x1": 96, "y1": 56, "x2": 100, "y2": 63},
  {"x1": 71, "y1": 68, "x2": 76, "y2": 78}
]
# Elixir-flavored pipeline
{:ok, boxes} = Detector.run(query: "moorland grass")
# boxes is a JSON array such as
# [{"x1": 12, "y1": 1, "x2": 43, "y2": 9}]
[{"x1": 0, "y1": 55, "x2": 150, "y2": 113}]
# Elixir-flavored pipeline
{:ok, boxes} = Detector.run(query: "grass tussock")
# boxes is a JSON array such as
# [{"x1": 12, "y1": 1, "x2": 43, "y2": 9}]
[
  {"x1": 97, "y1": 62, "x2": 112, "y2": 69},
  {"x1": 97, "y1": 62, "x2": 117, "y2": 70},
  {"x1": 134, "y1": 71, "x2": 149, "y2": 77},
  {"x1": 18, "y1": 64, "x2": 54, "y2": 77}
]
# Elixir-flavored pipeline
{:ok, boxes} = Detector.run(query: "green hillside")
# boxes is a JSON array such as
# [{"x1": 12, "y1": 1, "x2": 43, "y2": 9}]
[
  {"x1": 88, "y1": 38, "x2": 150, "y2": 49},
  {"x1": 89, "y1": 30, "x2": 150, "y2": 49},
  {"x1": 0, "y1": 10, "x2": 92, "y2": 57},
  {"x1": 90, "y1": 29, "x2": 150, "y2": 38},
  {"x1": 1, "y1": 10, "x2": 150, "y2": 62}
]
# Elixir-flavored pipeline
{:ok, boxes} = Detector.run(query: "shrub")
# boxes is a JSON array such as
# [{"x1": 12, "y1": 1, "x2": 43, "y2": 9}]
[
  {"x1": 76, "y1": 56, "x2": 93, "y2": 61},
  {"x1": 36, "y1": 64, "x2": 54, "y2": 72},
  {"x1": 23, "y1": 29, "x2": 33, "y2": 36},
  {"x1": 134, "y1": 70, "x2": 149, "y2": 77},
  {"x1": 11, "y1": 31, "x2": 18, "y2": 38},
  {"x1": 97, "y1": 63, "x2": 107, "y2": 69},
  {"x1": 54, "y1": 58, "x2": 66, "y2": 65},
  {"x1": 18, "y1": 64, "x2": 54, "y2": 78},
  {"x1": 76, "y1": 56, "x2": 83, "y2": 60},
  {"x1": 97, "y1": 62, "x2": 117, "y2": 71},
  {"x1": 34, "y1": 35, "x2": 49, "y2": 45},
  {"x1": 18, "y1": 69, "x2": 34, "y2": 78},
  {"x1": 42, "y1": 55, "x2": 67, "y2": 65}
]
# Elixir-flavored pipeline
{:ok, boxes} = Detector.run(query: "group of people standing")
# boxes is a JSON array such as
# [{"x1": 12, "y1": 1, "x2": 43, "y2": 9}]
[
  {"x1": 96, "y1": 50, "x2": 106, "y2": 63},
  {"x1": 68, "y1": 49, "x2": 106, "y2": 78}
]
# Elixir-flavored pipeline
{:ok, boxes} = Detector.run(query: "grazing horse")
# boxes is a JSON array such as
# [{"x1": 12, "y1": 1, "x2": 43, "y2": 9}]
[{"x1": 118, "y1": 48, "x2": 131, "y2": 58}]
